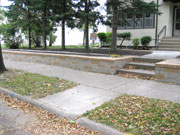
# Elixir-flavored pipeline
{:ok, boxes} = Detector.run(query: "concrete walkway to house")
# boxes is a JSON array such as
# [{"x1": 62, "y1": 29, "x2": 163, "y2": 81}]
[
  {"x1": 4, "y1": 59, "x2": 180, "y2": 118},
  {"x1": 141, "y1": 50, "x2": 180, "y2": 60}
]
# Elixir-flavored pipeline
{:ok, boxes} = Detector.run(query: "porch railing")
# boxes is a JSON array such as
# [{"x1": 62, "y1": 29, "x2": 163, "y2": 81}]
[{"x1": 156, "y1": 25, "x2": 167, "y2": 49}]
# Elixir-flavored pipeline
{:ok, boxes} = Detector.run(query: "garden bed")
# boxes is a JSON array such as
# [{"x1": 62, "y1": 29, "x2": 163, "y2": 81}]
[{"x1": 83, "y1": 95, "x2": 180, "y2": 135}]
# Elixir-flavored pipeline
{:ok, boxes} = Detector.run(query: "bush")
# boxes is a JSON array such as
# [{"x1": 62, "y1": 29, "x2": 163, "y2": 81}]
[
  {"x1": 141, "y1": 36, "x2": 152, "y2": 49},
  {"x1": 1, "y1": 24, "x2": 23, "y2": 49},
  {"x1": 133, "y1": 38, "x2": 140, "y2": 49},
  {"x1": 106, "y1": 32, "x2": 112, "y2": 44},
  {"x1": 117, "y1": 32, "x2": 131, "y2": 47},
  {"x1": 97, "y1": 32, "x2": 107, "y2": 46}
]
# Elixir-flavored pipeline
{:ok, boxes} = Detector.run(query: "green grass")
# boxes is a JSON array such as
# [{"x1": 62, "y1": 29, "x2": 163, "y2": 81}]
[
  {"x1": 0, "y1": 71, "x2": 77, "y2": 98},
  {"x1": 83, "y1": 95, "x2": 180, "y2": 135},
  {"x1": 2, "y1": 44, "x2": 100, "y2": 50}
]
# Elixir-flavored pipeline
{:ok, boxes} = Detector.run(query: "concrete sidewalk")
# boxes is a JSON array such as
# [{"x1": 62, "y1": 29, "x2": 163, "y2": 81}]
[{"x1": 4, "y1": 60, "x2": 180, "y2": 118}]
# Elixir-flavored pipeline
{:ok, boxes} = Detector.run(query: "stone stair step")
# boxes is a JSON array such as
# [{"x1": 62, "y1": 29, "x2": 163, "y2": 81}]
[
  {"x1": 159, "y1": 42, "x2": 180, "y2": 46},
  {"x1": 161, "y1": 40, "x2": 180, "y2": 43},
  {"x1": 117, "y1": 69, "x2": 155, "y2": 78},
  {"x1": 158, "y1": 45, "x2": 180, "y2": 48},
  {"x1": 163, "y1": 37, "x2": 180, "y2": 39},
  {"x1": 125, "y1": 62, "x2": 155, "y2": 70},
  {"x1": 157, "y1": 48, "x2": 180, "y2": 51},
  {"x1": 133, "y1": 57, "x2": 162, "y2": 63}
]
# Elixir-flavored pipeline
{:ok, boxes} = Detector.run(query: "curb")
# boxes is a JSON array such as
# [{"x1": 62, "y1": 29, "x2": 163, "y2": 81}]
[
  {"x1": 77, "y1": 117, "x2": 123, "y2": 135},
  {"x1": 0, "y1": 87, "x2": 77, "y2": 120},
  {"x1": 0, "y1": 87, "x2": 124, "y2": 135}
]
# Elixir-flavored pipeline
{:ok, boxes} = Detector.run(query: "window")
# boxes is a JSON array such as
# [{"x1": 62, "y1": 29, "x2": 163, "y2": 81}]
[
  {"x1": 118, "y1": 11, "x2": 155, "y2": 29},
  {"x1": 118, "y1": 11, "x2": 125, "y2": 29},
  {"x1": 135, "y1": 13, "x2": 143, "y2": 28},
  {"x1": 145, "y1": 14, "x2": 154, "y2": 28},
  {"x1": 126, "y1": 13, "x2": 134, "y2": 28}
]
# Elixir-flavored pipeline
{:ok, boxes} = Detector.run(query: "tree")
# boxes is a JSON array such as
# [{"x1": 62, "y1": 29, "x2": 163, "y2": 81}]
[
  {"x1": 0, "y1": 8, "x2": 6, "y2": 72},
  {"x1": 51, "y1": 0, "x2": 74, "y2": 50},
  {"x1": 106, "y1": 0, "x2": 158, "y2": 52},
  {"x1": 6, "y1": 0, "x2": 55, "y2": 49},
  {"x1": 72, "y1": 0, "x2": 104, "y2": 52},
  {"x1": 6, "y1": 0, "x2": 32, "y2": 48}
]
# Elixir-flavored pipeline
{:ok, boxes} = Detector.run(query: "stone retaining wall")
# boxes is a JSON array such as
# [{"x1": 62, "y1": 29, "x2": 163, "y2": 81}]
[
  {"x1": 2, "y1": 50, "x2": 133, "y2": 75},
  {"x1": 155, "y1": 59, "x2": 180, "y2": 85}
]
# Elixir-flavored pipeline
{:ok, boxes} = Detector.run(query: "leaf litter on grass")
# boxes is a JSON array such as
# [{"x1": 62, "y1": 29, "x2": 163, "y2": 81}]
[
  {"x1": 84, "y1": 95, "x2": 180, "y2": 135},
  {"x1": 0, "y1": 70, "x2": 77, "y2": 98}
]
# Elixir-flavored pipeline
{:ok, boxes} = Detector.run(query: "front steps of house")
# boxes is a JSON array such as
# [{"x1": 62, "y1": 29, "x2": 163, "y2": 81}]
[
  {"x1": 117, "y1": 57, "x2": 162, "y2": 78},
  {"x1": 158, "y1": 37, "x2": 180, "y2": 51}
]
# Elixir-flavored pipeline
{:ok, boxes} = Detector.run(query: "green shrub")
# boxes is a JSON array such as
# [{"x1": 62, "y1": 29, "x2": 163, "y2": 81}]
[
  {"x1": 133, "y1": 38, "x2": 140, "y2": 49},
  {"x1": 1, "y1": 23, "x2": 22, "y2": 49},
  {"x1": 141, "y1": 36, "x2": 152, "y2": 49},
  {"x1": 106, "y1": 32, "x2": 112, "y2": 44},
  {"x1": 97, "y1": 32, "x2": 107, "y2": 46},
  {"x1": 117, "y1": 32, "x2": 131, "y2": 47}
]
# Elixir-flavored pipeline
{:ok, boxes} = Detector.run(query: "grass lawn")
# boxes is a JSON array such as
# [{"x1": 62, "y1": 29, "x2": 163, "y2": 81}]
[
  {"x1": 0, "y1": 70, "x2": 77, "y2": 98},
  {"x1": 2, "y1": 44, "x2": 100, "y2": 50},
  {"x1": 83, "y1": 95, "x2": 180, "y2": 135}
]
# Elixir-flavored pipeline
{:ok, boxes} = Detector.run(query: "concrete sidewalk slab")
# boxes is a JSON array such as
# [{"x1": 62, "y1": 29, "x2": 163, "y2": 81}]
[
  {"x1": 4, "y1": 59, "x2": 180, "y2": 107},
  {"x1": 4, "y1": 60, "x2": 134, "y2": 90},
  {"x1": 39, "y1": 85, "x2": 121, "y2": 115},
  {"x1": 113, "y1": 80, "x2": 180, "y2": 103}
]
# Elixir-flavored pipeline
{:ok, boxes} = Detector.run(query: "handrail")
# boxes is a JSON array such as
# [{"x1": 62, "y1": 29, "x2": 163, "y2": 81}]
[{"x1": 156, "y1": 25, "x2": 167, "y2": 49}]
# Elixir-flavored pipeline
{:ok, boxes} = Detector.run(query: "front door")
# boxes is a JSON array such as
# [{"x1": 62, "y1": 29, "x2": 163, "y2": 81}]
[{"x1": 174, "y1": 8, "x2": 180, "y2": 37}]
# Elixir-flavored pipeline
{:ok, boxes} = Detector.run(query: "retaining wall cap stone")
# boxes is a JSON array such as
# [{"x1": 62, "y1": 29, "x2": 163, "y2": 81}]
[
  {"x1": 2, "y1": 50, "x2": 134, "y2": 62},
  {"x1": 156, "y1": 58, "x2": 180, "y2": 69}
]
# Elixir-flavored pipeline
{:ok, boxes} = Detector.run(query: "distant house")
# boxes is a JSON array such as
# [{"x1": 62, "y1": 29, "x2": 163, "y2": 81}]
[{"x1": 107, "y1": 0, "x2": 180, "y2": 50}]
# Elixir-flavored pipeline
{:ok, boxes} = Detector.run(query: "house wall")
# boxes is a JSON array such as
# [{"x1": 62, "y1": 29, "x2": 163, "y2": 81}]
[
  {"x1": 107, "y1": 0, "x2": 175, "y2": 47},
  {"x1": 158, "y1": 0, "x2": 174, "y2": 38}
]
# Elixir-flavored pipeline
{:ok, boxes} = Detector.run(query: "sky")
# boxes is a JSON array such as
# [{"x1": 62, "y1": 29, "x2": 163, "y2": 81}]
[{"x1": 0, "y1": 0, "x2": 12, "y2": 6}]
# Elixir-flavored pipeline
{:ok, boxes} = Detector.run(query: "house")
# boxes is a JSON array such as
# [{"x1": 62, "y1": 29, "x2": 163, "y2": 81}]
[{"x1": 107, "y1": 0, "x2": 180, "y2": 51}]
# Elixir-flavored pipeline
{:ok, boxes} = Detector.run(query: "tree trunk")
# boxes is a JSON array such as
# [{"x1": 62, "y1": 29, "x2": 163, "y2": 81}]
[
  {"x1": 83, "y1": 28, "x2": 86, "y2": 46},
  {"x1": 61, "y1": 19, "x2": 66, "y2": 50},
  {"x1": 43, "y1": 4, "x2": 47, "y2": 49},
  {"x1": 111, "y1": 0, "x2": 118, "y2": 52},
  {"x1": 85, "y1": 0, "x2": 90, "y2": 52},
  {"x1": 120, "y1": 39, "x2": 125, "y2": 48},
  {"x1": 49, "y1": 38, "x2": 52, "y2": 47},
  {"x1": 61, "y1": 0, "x2": 66, "y2": 50},
  {"x1": 28, "y1": 6, "x2": 32, "y2": 49},
  {"x1": 0, "y1": 41, "x2": 6, "y2": 73}
]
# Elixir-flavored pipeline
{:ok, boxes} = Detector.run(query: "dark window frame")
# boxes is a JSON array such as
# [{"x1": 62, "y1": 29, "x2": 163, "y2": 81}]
[{"x1": 117, "y1": 11, "x2": 155, "y2": 30}]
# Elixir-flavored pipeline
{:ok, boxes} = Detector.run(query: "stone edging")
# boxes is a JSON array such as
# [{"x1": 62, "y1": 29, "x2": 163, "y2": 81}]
[
  {"x1": 155, "y1": 58, "x2": 180, "y2": 85},
  {"x1": 156, "y1": 58, "x2": 180, "y2": 69},
  {"x1": 2, "y1": 50, "x2": 134, "y2": 75},
  {"x1": 2, "y1": 50, "x2": 133, "y2": 62}
]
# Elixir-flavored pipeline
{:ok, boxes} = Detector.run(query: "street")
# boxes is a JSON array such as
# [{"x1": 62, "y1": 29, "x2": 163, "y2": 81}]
[{"x1": 0, "y1": 99, "x2": 32, "y2": 135}]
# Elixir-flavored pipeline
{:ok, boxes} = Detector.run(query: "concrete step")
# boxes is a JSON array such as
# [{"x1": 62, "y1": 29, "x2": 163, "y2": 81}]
[
  {"x1": 157, "y1": 48, "x2": 180, "y2": 51},
  {"x1": 163, "y1": 37, "x2": 180, "y2": 40},
  {"x1": 161, "y1": 40, "x2": 180, "y2": 43},
  {"x1": 117, "y1": 69, "x2": 155, "y2": 78},
  {"x1": 133, "y1": 57, "x2": 162, "y2": 63},
  {"x1": 158, "y1": 45, "x2": 180, "y2": 48},
  {"x1": 159, "y1": 42, "x2": 180, "y2": 46},
  {"x1": 125, "y1": 62, "x2": 155, "y2": 70}
]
